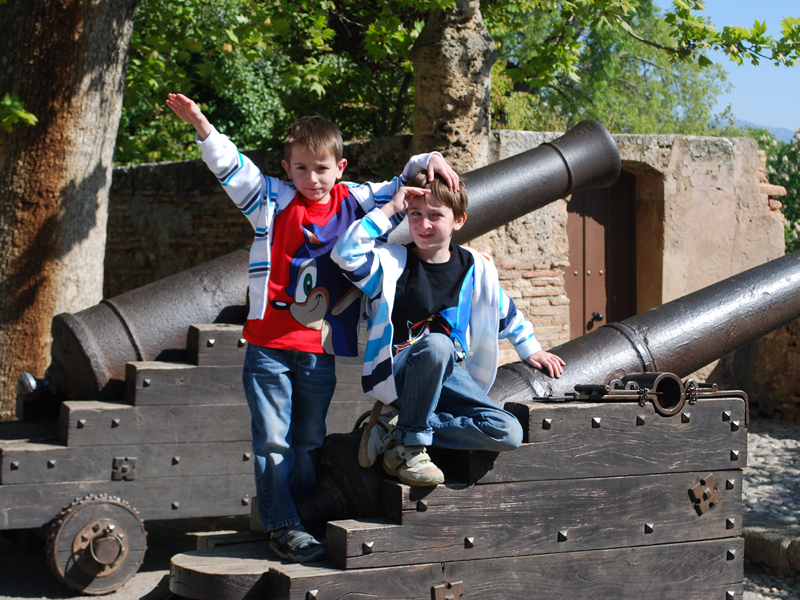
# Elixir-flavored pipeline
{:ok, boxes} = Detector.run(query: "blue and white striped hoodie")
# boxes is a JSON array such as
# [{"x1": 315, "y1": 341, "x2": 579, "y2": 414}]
[
  {"x1": 197, "y1": 127, "x2": 439, "y2": 323},
  {"x1": 332, "y1": 207, "x2": 543, "y2": 403}
]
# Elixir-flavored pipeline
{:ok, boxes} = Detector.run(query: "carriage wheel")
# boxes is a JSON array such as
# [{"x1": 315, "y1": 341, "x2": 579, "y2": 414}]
[{"x1": 46, "y1": 494, "x2": 147, "y2": 595}]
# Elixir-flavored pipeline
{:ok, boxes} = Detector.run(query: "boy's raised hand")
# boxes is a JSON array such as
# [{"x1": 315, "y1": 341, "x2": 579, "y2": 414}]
[
  {"x1": 427, "y1": 154, "x2": 460, "y2": 192},
  {"x1": 526, "y1": 350, "x2": 566, "y2": 379},
  {"x1": 166, "y1": 93, "x2": 212, "y2": 141},
  {"x1": 380, "y1": 186, "x2": 428, "y2": 219}
]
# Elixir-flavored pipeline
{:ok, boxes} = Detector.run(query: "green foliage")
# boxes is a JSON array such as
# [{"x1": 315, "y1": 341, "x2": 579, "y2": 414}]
[
  {"x1": 1, "y1": 93, "x2": 37, "y2": 132},
  {"x1": 767, "y1": 132, "x2": 800, "y2": 253},
  {"x1": 118, "y1": 0, "x2": 800, "y2": 164},
  {"x1": 115, "y1": 0, "x2": 283, "y2": 164}
]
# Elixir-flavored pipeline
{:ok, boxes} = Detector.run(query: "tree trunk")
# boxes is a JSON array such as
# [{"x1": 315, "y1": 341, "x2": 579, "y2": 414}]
[
  {"x1": 409, "y1": 0, "x2": 496, "y2": 172},
  {"x1": 0, "y1": 0, "x2": 138, "y2": 419}
]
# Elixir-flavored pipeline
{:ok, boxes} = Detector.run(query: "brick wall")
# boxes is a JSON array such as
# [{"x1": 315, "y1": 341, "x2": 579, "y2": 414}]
[{"x1": 496, "y1": 262, "x2": 570, "y2": 364}]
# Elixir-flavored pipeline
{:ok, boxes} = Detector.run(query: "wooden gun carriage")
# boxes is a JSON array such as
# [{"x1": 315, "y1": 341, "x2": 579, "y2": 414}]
[{"x1": 0, "y1": 120, "x2": 795, "y2": 597}]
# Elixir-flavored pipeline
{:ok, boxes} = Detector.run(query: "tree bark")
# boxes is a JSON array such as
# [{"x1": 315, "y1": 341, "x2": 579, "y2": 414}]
[
  {"x1": 0, "y1": 0, "x2": 138, "y2": 419},
  {"x1": 409, "y1": 0, "x2": 496, "y2": 172}
]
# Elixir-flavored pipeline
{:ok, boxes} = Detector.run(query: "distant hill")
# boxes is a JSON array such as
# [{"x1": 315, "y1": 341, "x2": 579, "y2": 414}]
[{"x1": 736, "y1": 120, "x2": 796, "y2": 143}]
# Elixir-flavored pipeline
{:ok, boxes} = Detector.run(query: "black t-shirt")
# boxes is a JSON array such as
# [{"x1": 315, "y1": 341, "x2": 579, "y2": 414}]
[{"x1": 391, "y1": 244, "x2": 474, "y2": 354}]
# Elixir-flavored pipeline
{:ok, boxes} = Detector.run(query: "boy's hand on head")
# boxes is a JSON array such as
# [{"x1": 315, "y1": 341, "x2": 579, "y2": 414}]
[
  {"x1": 166, "y1": 93, "x2": 212, "y2": 141},
  {"x1": 380, "y1": 186, "x2": 428, "y2": 219},
  {"x1": 427, "y1": 154, "x2": 460, "y2": 192},
  {"x1": 526, "y1": 351, "x2": 566, "y2": 379}
]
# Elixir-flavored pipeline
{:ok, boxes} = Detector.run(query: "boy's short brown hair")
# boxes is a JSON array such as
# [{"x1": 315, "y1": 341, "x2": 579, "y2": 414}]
[
  {"x1": 406, "y1": 171, "x2": 468, "y2": 219},
  {"x1": 283, "y1": 115, "x2": 344, "y2": 163}
]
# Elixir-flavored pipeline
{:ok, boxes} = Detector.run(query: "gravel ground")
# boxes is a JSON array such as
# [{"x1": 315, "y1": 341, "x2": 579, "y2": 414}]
[
  {"x1": 2, "y1": 419, "x2": 800, "y2": 599},
  {"x1": 742, "y1": 419, "x2": 800, "y2": 600}
]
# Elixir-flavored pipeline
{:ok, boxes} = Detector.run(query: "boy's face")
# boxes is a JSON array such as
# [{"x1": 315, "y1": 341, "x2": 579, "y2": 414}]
[
  {"x1": 282, "y1": 145, "x2": 347, "y2": 204},
  {"x1": 407, "y1": 194, "x2": 466, "y2": 256}
]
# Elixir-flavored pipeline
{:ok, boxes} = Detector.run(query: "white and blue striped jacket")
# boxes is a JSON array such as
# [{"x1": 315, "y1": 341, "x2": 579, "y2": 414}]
[
  {"x1": 197, "y1": 127, "x2": 439, "y2": 323},
  {"x1": 332, "y1": 207, "x2": 543, "y2": 403}
]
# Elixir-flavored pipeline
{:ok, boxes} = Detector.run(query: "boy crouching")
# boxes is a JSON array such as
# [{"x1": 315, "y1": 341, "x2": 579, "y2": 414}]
[{"x1": 333, "y1": 171, "x2": 565, "y2": 486}]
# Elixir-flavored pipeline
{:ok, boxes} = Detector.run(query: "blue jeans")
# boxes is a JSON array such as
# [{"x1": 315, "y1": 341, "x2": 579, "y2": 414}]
[
  {"x1": 392, "y1": 333, "x2": 523, "y2": 451},
  {"x1": 242, "y1": 345, "x2": 335, "y2": 532}
]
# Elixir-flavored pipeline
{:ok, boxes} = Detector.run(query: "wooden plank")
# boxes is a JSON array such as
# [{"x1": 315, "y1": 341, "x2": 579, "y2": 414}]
[
  {"x1": 169, "y1": 537, "x2": 743, "y2": 600},
  {"x1": 1, "y1": 439, "x2": 254, "y2": 484},
  {"x1": 0, "y1": 473, "x2": 253, "y2": 529},
  {"x1": 59, "y1": 401, "x2": 251, "y2": 446},
  {"x1": 125, "y1": 361, "x2": 245, "y2": 405},
  {"x1": 187, "y1": 324, "x2": 247, "y2": 367},
  {"x1": 424, "y1": 397, "x2": 748, "y2": 484},
  {"x1": 330, "y1": 469, "x2": 742, "y2": 569}
]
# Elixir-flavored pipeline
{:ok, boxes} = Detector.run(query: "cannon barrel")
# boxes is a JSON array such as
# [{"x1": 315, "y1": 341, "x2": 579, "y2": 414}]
[
  {"x1": 489, "y1": 250, "x2": 800, "y2": 404},
  {"x1": 44, "y1": 120, "x2": 620, "y2": 401},
  {"x1": 389, "y1": 119, "x2": 620, "y2": 245}
]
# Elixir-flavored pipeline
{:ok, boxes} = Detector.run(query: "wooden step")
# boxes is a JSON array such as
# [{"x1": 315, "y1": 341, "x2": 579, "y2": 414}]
[
  {"x1": 169, "y1": 536, "x2": 744, "y2": 600},
  {"x1": 328, "y1": 469, "x2": 742, "y2": 569}
]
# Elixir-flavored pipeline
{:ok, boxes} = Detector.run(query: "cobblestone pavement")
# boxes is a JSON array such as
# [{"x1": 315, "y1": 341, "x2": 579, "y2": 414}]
[{"x1": 743, "y1": 419, "x2": 800, "y2": 600}]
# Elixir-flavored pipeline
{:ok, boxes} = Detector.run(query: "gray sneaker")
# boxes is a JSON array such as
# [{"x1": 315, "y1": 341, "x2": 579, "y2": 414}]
[
  {"x1": 383, "y1": 443, "x2": 444, "y2": 486},
  {"x1": 359, "y1": 401, "x2": 399, "y2": 467},
  {"x1": 269, "y1": 524, "x2": 325, "y2": 563}
]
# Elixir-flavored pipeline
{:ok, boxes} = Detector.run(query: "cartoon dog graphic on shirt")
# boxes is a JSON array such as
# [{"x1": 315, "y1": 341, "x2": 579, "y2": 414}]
[{"x1": 270, "y1": 219, "x2": 361, "y2": 355}]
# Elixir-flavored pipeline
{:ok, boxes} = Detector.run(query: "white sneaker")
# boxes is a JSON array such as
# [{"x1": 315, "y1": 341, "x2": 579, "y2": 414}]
[
  {"x1": 383, "y1": 444, "x2": 444, "y2": 486},
  {"x1": 359, "y1": 401, "x2": 400, "y2": 467}
]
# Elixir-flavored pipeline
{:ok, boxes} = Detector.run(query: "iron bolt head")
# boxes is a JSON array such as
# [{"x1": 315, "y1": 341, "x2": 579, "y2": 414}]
[
  {"x1": 644, "y1": 523, "x2": 654, "y2": 534},
  {"x1": 77, "y1": 419, "x2": 87, "y2": 428},
  {"x1": 591, "y1": 417, "x2": 601, "y2": 428},
  {"x1": 542, "y1": 418, "x2": 553, "y2": 430},
  {"x1": 238, "y1": 338, "x2": 247, "y2": 347},
  {"x1": 362, "y1": 541, "x2": 374, "y2": 554},
  {"x1": 731, "y1": 420, "x2": 740, "y2": 431},
  {"x1": 558, "y1": 530, "x2": 568, "y2": 542},
  {"x1": 10, "y1": 461, "x2": 19, "y2": 470},
  {"x1": 464, "y1": 537, "x2": 475, "y2": 548},
  {"x1": 143, "y1": 379, "x2": 151, "y2": 388},
  {"x1": 306, "y1": 591, "x2": 320, "y2": 600},
  {"x1": 172, "y1": 502, "x2": 180, "y2": 510},
  {"x1": 730, "y1": 450, "x2": 740, "y2": 460},
  {"x1": 722, "y1": 411, "x2": 731, "y2": 422},
  {"x1": 726, "y1": 479, "x2": 735, "y2": 490},
  {"x1": 636, "y1": 415, "x2": 646, "y2": 426},
  {"x1": 417, "y1": 499, "x2": 429, "y2": 512},
  {"x1": 726, "y1": 518, "x2": 735, "y2": 529},
  {"x1": 207, "y1": 339, "x2": 216, "y2": 347},
  {"x1": 681, "y1": 412, "x2": 691, "y2": 423}
]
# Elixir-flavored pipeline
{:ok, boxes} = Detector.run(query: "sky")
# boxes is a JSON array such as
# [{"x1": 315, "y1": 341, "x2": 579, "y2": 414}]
[{"x1": 653, "y1": 0, "x2": 799, "y2": 134}]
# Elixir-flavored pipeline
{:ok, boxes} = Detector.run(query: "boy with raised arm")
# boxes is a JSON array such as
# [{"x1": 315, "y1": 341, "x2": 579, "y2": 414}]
[
  {"x1": 333, "y1": 172, "x2": 565, "y2": 486},
  {"x1": 166, "y1": 93, "x2": 458, "y2": 561}
]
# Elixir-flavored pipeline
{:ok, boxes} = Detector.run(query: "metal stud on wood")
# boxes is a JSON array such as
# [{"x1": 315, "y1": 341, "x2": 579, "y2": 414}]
[
  {"x1": 77, "y1": 419, "x2": 86, "y2": 428},
  {"x1": 306, "y1": 590, "x2": 319, "y2": 600},
  {"x1": 542, "y1": 418, "x2": 552, "y2": 430},
  {"x1": 644, "y1": 523, "x2": 654, "y2": 534},
  {"x1": 726, "y1": 479, "x2": 736, "y2": 490},
  {"x1": 731, "y1": 421, "x2": 740, "y2": 431},
  {"x1": 722, "y1": 411, "x2": 731, "y2": 421},
  {"x1": 362, "y1": 541, "x2": 374, "y2": 555},
  {"x1": 636, "y1": 415, "x2": 646, "y2": 426},
  {"x1": 731, "y1": 450, "x2": 740, "y2": 460},
  {"x1": 207, "y1": 339, "x2": 216, "y2": 348},
  {"x1": 681, "y1": 412, "x2": 691, "y2": 423},
  {"x1": 464, "y1": 537, "x2": 475, "y2": 548},
  {"x1": 591, "y1": 417, "x2": 601, "y2": 428},
  {"x1": 727, "y1": 549, "x2": 736, "y2": 560},
  {"x1": 112, "y1": 419, "x2": 121, "y2": 428},
  {"x1": 726, "y1": 518, "x2": 735, "y2": 529},
  {"x1": 417, "y1": 499, "x2": 429, "y2": 512},
  {"x1": 558, "y1": 530, "x2": 568, "y2": 542},
  {"x1": 47, "y1": 460, "x2": 56, "y2": 468}
]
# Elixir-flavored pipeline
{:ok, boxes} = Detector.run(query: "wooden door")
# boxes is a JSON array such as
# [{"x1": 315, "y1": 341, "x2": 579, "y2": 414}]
[{"x1": 565, "y1": 173, "x2": 636, "y2": 339}]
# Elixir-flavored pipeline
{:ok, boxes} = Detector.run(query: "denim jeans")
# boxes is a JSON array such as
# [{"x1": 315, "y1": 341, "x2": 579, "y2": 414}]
[
  {"x1": 392, "y1": 333, "x2": 523, "y2": 451},
  {"x1": 242, "y1": 344, "x2": 336, "y2": 532}
]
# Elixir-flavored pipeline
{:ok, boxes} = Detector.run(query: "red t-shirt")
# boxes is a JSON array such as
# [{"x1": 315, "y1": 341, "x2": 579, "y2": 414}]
[{"x1": 243, "y1": 184, "x2": 364, "y2": 356}]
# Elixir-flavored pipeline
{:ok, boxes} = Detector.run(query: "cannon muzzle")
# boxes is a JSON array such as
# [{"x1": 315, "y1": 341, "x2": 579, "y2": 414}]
[
  {"x1": 490, "y1": 250, "x2": 800, "y2": 404},
  {"x1": 43, "y1": 121, "x2": 621, "y2": 401}
]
